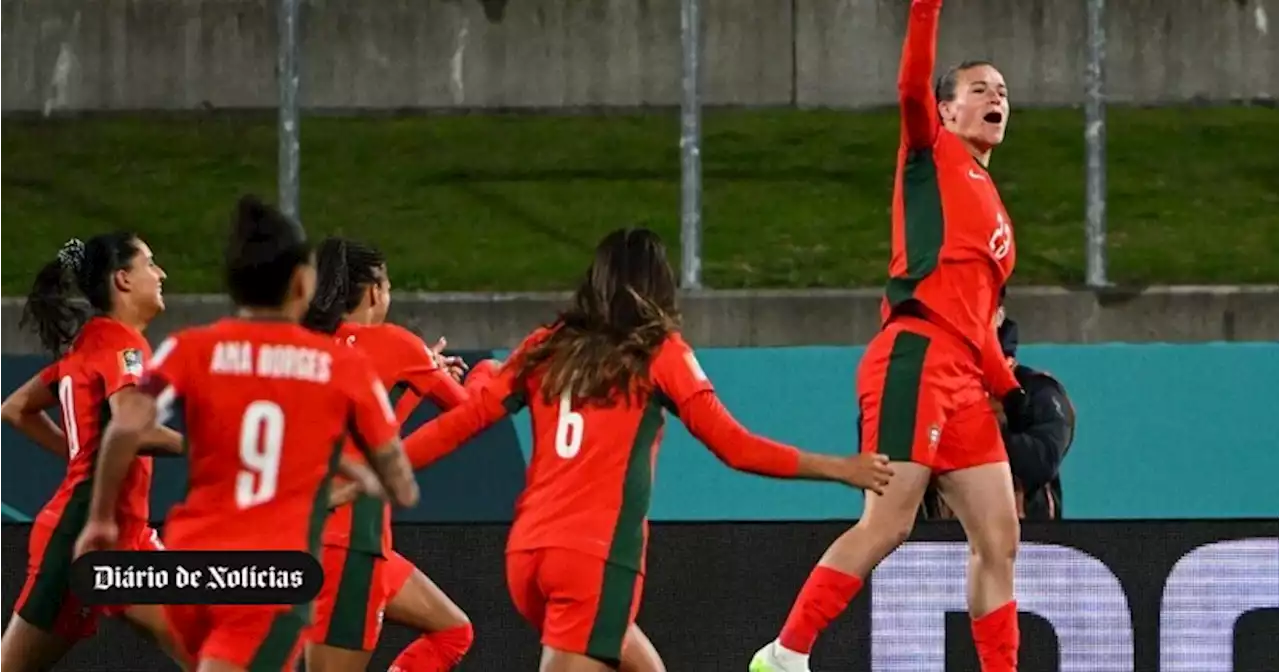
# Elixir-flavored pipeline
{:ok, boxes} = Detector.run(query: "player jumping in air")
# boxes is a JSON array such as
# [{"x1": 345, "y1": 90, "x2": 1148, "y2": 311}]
[
  {"x1": 73, "y1": 196, "x2": 421, "y2": 672},
  {"x1": 0, "y1": 234, "x2": 191, "y2": 671},
  {"x1": 400, "y1": 227, "x2": 895, "y2": 672},
  {"x1": 751, "y1": 1, "x2": 1024, "y2": 670},
  {"x1": 302, "y1": 237, "x2": 475, "y2": 672}
]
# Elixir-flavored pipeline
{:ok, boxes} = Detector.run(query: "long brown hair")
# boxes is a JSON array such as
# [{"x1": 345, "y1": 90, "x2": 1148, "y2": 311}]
[{"x1": 515, "y1": 227, "x2": 680, "y2": 405}]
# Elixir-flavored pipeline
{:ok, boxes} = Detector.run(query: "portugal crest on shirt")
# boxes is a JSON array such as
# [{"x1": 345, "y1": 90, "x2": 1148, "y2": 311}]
[{"x1": 119, "y1": 349, "x2": 144, "y2": 377}]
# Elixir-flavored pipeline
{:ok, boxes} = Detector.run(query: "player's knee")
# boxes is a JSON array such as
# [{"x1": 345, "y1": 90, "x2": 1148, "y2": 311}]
[
  {"x1": 445, "y1": 621, "x2": 475, "y2": 658},
  {"x1": 852, "y1": 514, "x2": 914, "y2": 551},
  {"x1": 969, "y1": 517, "x2": 1019, "y2": 567}
]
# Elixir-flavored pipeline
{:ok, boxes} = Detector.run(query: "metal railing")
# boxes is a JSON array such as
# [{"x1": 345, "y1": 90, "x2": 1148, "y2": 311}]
[{"x1": 274, "y1": 0, "x2": 1112, "y2": 290}]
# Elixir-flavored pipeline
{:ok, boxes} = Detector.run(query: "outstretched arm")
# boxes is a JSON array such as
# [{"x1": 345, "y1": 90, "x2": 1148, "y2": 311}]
[
  {"x1": 402, "y1": 382, "x2": 518, "y2": 470},
  {"x1": 675, "y1": 391, "x2": 800, "y2": 476},
  {"x1": 900, "y1": 0, "x2": 943, "y2": 148},
  {"x1": 674, "y1": 391, "x2": 894, "y2": 493}
]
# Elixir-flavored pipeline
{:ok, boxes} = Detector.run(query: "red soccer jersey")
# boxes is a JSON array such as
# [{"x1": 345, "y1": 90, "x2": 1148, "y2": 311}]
[
  {"x1": 883, "y1": 0, "x2": 1019, "y2": 395},
  {"x1": 35, "y1": 317, "x2": 154, "y2": 537},
  {"x1": 401, "y1": 329, "x2": 802, "y2": 574},
  {"x1": 142, "y1": 318, "x2": 400, "y2": 553},
  {"x1": 322, "y1": 321, "x2": 468, "y2": 554}
]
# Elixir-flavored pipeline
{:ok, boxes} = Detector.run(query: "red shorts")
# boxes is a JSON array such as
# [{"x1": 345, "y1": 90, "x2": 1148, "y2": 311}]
[
  {"x1": 506, "y1": 547, "x2": 643, "y2": 667},
  {"x1": 15, "y1": 521, "x2": 162, "y2": 641},
  {"x1": 857, "y1": 316, "x2": 1006, "y2": 473},
  {"x1": 164, "y1": 603, "x2": 307, "y2": 671},
  {"x1": 306, "y1": 546, "x2": 416, "y2": 651}
]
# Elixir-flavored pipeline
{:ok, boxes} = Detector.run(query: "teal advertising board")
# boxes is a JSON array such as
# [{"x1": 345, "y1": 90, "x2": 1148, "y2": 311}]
[{"x1": 2, "y1": 344, "x2": 1276, "y2": 523}]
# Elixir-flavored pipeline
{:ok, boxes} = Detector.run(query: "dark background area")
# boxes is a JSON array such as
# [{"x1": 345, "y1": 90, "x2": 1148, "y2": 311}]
[{"x1": 3, "y1": 521, "x2": 1276, "y2": 671}]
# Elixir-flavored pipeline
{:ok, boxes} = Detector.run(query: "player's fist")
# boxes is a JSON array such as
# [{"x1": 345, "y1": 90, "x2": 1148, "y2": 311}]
[
  {"x1": 74, "y1": 519, "x2": 118, "y2": 559},
  {"x1": 465, "y1": 358, "x2": 503, "y2": 391},
  {"x1": 840, "y1": 453, "x2": 895, "y2": 496}
]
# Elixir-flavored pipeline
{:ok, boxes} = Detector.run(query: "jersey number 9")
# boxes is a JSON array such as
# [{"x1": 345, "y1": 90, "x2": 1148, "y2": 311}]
[
  {"x1": 555, "y1": 391, "x2": 585, "y2": 459},
  {"x1": 236, "y1": 400, "x2": 285, "y2": 509}
]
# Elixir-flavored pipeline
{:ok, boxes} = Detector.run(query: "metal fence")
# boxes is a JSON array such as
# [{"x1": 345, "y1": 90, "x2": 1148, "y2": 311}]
[{"x1": 270, "y1": 0, "x2": 1115, "y2": 290}]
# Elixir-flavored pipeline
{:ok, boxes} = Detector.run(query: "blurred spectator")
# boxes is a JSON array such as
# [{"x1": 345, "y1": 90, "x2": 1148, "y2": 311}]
[{"x1": 920, "y1": 310, "x2": 1076, "y2": 521}]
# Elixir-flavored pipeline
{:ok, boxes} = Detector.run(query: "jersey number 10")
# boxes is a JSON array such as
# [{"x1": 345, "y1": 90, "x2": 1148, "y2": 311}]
[
  {"x1": 555, "y1": 391, "x2": 585, "y2": 459},
  {"x1": 237, "y1": 400, "x2": 284, "y2": 509},
  {"x1": 57, "y1": 376, "x2": 81, "y2": 461}
]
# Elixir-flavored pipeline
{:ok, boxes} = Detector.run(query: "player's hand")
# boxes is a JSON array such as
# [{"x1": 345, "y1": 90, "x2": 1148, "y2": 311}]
[
  {"x1": 988, "y1": 395, "x2": 1008, "y2": 427},
  {"x1": 328, "y1": 480, "x2": 364, "y2": 508},
  {"x1": 839, "y1": 453, "x2": 894, "y2": 496},
  {"x1": 335, "y1": 457, "x2": 386, "y2": 502},
  {"x1": 429, "y1": 337, "x2": 468, "y2": 382},
  {"x1": 74, "y1": 519, "x2": 119, "y2": 559}
]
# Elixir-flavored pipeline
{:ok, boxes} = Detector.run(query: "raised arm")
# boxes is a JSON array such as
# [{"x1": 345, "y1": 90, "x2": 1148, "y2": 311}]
[
  {"x1": 900, "y1": 0, "x2": 944, "y2": 148},
  {"x1": 1, "y1": 369, "x2": 66, "y2": 458}
]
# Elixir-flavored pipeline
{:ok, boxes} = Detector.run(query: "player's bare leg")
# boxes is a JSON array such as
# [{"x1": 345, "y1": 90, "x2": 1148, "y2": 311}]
[
  {"x1": 304, "y1": 643, "x2": 371, "y2": 672},
  {"x1": 750, "y1": 461, "x2": 933, "y2": 672},
  {"x1": 385, "y1": 568, "x2": 473, "y2": 671},
  {"x1": 0, "y1": 614, "x2": 75, "y2": 672},
  {"x1": 195, "y1": 658, "x2": 247, "y2": 672},
  {"x1": 120, "y1": 604, "x2": 194, "y2": 672},
  {"x1": 540, "y1": 647, "x2": 614, "y2": 672},
  {"x1": 618, "y1": 625, "x2": 666, "y2": 672},
  {"x1": 936, "y1": 461, "x2": 1020, "y2": 671}
]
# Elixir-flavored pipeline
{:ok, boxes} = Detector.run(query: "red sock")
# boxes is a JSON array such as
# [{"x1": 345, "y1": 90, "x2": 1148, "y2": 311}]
[
  {"x1": 971, "y1": 601, "x2": 1019, "y2": 672},
  {"x1": 778, "y1": 566, "x2": 864, "y2": 654},
  {"x1": 388, "y1": 623, "x2": 475, "y2": 672}
]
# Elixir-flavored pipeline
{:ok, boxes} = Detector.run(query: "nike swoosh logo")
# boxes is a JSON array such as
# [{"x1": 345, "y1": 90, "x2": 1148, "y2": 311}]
[{"x1": 968, "y1": 169, "x2": 986, "y2": 181}]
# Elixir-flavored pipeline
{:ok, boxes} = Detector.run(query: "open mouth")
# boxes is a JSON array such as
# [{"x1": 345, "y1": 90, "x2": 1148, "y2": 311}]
[{"x1": 983, "y1": 111, "x2": 1004, "y2": 124}]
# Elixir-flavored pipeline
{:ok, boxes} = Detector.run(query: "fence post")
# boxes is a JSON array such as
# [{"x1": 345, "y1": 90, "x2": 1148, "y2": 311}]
[
  {"x1": 679, "y1": 0, "x2": 704, "y2": 289},
  {"x1": 278, "y1": 0, "x2": 301, "y2": 223},
  {"x1": 1084, "y1": 0, "x2": 1109, "y2": 288}
]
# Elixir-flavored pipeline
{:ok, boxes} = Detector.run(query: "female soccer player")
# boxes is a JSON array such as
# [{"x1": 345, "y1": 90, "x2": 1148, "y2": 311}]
[
  {"x1": 0, "y1": 233, "x2": 190, "y2": 672},
  {"x1": 302, "y1": 237, "x2": 474, "y2": 672},
  {"x1": 400, "y1": 227, "x2": 895, "y2": 672},
  {"x1": 74, "y1": 196, "x2": 420, "y2": 672},
  {"x1": 751, "y1": 1, "x2": 1024, "y2": 671}
]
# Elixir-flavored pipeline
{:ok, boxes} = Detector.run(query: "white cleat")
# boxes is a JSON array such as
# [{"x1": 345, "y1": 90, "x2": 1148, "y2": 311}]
[{"x1": 749, "y1": 640, "x2": 812, "y2": 672}]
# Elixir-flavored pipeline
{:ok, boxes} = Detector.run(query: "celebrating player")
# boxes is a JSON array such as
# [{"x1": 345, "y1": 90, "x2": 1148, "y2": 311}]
[
  {"x1": 73, "y1": 196, "x2": 421, "y2": 672},
  {"x1": 400, "y1": 227, "x2": 894, "y2": 672},
  {"x1": 0, "y1": 234, "x2": 190, "y2": 671},
  {"x1": 750, "y1": 1, "x2": 1024, "y2": 671},
  {"x1": 302, "y1": 237, "x2": 474, "y2": 672}
]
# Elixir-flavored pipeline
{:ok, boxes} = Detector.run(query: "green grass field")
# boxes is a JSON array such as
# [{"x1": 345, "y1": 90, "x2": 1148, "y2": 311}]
[{"x1": 2, "y1": 106, "x2": 1275, "y2": 295}]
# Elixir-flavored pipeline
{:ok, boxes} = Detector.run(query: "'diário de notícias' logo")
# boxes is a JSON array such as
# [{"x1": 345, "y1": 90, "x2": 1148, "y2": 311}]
[{"x1": 70, "y1": 550, "x2": 322, "y2": 606}]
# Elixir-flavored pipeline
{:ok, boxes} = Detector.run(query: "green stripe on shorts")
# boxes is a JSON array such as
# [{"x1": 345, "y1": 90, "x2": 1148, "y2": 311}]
[
  {"x1": 323, "y1": 551, "x2": 376, "y2": 651},
  {"x1": 247, "y1": 603, "x2": 309, "y2": 672},
  {"x1": 585, "y1": 561, "x2": 639, "y2": 666},
  {"x1": 877, "y1": 331, "x2": 931, "y2": 462}
]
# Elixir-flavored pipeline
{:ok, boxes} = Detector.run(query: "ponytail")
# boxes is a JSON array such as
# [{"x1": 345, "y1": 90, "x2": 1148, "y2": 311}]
[
  {"x1": 21, "y1": 239, "x2": 89, "y2": 356},
  {"x1": 302, "y1": 238, "x2": 351, "y2": 334},
  {"x1": 302, "y1": 237, "x2": 388, "y2": 335}
]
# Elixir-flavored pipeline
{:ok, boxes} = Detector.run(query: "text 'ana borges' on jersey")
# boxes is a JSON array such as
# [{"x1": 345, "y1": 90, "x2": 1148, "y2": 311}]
[{"x1": 209, "y1": 342, "x2": 333, "y2": 383}]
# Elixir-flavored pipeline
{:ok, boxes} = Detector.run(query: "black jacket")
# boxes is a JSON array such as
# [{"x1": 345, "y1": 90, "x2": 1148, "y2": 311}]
[
  {"x1": 919, "y1": 364, "x2": 1075, "y2": 521},
  {"x1": 1004, "y1": 364, "x2": 1075, "y2": 520}
]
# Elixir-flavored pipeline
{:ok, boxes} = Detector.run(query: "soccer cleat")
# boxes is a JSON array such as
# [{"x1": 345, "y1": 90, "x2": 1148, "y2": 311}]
[{"x1": 749, "y1": 641, "x2": 812, "y2": 672}]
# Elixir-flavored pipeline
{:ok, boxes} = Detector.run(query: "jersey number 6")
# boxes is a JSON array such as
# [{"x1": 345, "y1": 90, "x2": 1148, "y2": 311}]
[
  {"x1": 555, "y1": 391, "x2": 585, "y2": 459},
  {"x1": 236, "y1": 400, "x2": 284, "y2": 509}
]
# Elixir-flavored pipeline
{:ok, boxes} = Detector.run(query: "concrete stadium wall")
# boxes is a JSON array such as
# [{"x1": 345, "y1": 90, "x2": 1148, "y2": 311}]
[
  {"x1": 4, "y1": 0, "x2": 1275, "y2": 113},
  {"x1": 1, "y1": 286, "x2": 1274, "y2": 354}
]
